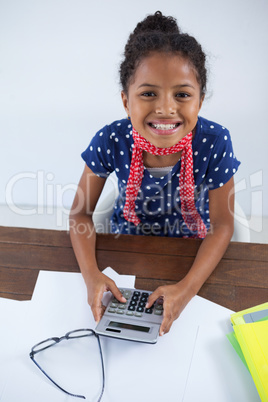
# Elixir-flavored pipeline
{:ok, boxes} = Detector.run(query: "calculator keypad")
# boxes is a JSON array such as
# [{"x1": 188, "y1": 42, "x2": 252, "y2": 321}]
[{"x1": 107, "y1": 289, "x2": 163, "y2": 319}]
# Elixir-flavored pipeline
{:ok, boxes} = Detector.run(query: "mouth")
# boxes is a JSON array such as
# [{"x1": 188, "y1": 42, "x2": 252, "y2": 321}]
[
  {"x1": 147, "y1": 121, "x2": 182, "y2": 135},
  {"x1": 148, "y1": 122, "x2": 181, "y2": 130}
]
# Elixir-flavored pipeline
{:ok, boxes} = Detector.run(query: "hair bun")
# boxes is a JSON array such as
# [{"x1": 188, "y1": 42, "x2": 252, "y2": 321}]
[{"x1": 133, "y1": 11, "x2": 180, "y2": 35}]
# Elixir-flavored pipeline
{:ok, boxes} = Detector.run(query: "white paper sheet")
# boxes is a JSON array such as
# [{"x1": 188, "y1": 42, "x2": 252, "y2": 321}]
[
  {"x1": 182, "y1": 324, "x2": 260, "y2": 402},
  {"x1": 0, "y1": 268, "x2": 136, "y2": 401},
  {"x1": 1, "y1": 269, "x2": 257, "y2": 402},
  {"x1": 0, "y1": 298, "x2": 31, "y2": 399}
]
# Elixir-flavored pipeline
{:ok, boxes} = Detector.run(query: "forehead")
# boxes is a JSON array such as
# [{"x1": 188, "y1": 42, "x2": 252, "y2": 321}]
[{"x1": 130, "y1": 51, "x2": 200, "y2": 88}]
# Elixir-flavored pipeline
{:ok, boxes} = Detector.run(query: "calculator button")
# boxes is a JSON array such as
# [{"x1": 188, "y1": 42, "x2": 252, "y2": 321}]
[
  {"x1": 137, "y1": 307, "x2": 144, "y2": 313},
  {"x1": 111, "y1": 302, "x2": 118, "y2": 308},
  {"x1": 126, "y1": 311, "x2": 134, "y2": 316},
  {"x1": 154, "y1": 310, "x2": 163, "y2": 315},
  {"x1": 128, "y1": 305, "x2": 135, "y2": 311},
  {"x1": 111, "y1": 298, "x2": 118, "y2": 303},
  {"x1": 108, "y1": 308, "x2": 116, "y2": 313},
  {"x1": 130, "y1": 300, "x2": 137, "y2": 306},
  {"x1": 140, "y1": 296, "x2": 148, "y2": 303},
  {"x1": 145, "y1": 308, "x2": 153, "y2": 314},
  {"x1": 123, "y1": 290, "x2": 132, "y2": 299},
  {"x1": 118, "y1": 304, "x2": 126, "y2": 309},
  {"x1": 141, "y1": 292, "x2": 149, "y2": 298},
  {"x1": 116, "y1": 310, "x2": 124, "y2": 314},
  {"x1": 155, "y1": 304, "x2": 163, "y2": 310},
  {"x1": 138, "y1": 302, "x2": 146, "y2": 308},
  {"x1": 131, "y1": 295, "x2": 139, "y2": 302},
  {"x1": 133, "y1": 291, "x2": 141, "y2": 296},
  {"x1": 134, "y1": 312, "x2": 142, "y2": 317}
]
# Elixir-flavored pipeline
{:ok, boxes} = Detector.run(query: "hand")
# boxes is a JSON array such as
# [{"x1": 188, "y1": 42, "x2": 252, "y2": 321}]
[
  {"x1": 146, "y1": 280, "x2": 195, "y2": 336},
  {"x1": 86, "y1": 270, "x2": 126, "y2": 322}
]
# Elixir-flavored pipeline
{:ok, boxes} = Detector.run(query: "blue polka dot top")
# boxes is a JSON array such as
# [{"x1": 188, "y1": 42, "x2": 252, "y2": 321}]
[{"x1": 81, "y1": 116, "x2": 241, "y2": 237}]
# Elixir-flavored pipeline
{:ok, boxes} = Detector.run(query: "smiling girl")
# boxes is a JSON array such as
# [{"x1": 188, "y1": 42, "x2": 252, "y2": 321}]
[{"x1": 70, "y1": 11, "x2": 240, "y2": 336}]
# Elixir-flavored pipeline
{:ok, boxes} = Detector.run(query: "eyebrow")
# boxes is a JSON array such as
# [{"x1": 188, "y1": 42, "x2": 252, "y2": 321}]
[{"x1": 138, "y1": 83, "x2": 195, "y2": 89}]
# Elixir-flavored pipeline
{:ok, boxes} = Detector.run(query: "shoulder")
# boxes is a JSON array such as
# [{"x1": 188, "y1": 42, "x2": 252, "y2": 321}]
[
  {"x1": 194, "y1": 117, "x2": 240, "y2": 189},
  {"x1": 193, "y1": 116, "x2": 232, "y2": 157},
  {"x1": 196, "y1": 116, "x2": 230, "y2": 140},
  {"x1": 81, "y1": 118, "x2": 134, "y2": 174},
  {"x1": 84, "y1": 118, "x2": 132, "y2": 151},
  {"x1": 97, "y1": 118, "x2": 133, "y2": 138}
]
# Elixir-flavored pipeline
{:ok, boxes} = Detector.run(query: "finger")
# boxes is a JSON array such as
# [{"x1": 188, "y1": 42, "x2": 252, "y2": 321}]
[
  {"x1": 159, "y1": 302, "x2": 173, "y2": 336},
  {"x1": 101, "y1": 303, "x2": 106, "y2": 316},
  {"x1": 93, "y1": 303, "x2": 106, "y2": 322},
  {"x1": 91, "y1": 291, "x2": 105, "y2": 322},
  {"x1": 92, "y1": 305, "x2": 103, "y2": 323},
  {"x1": 108, "y1": 281, "x2": 126, "y2": 303},
  {"x1": 146, "y1": 288, "x2": 162, "y2": 309},
  {"x1": 159, "y1": 315, "x2": 172, "y2": 336}
]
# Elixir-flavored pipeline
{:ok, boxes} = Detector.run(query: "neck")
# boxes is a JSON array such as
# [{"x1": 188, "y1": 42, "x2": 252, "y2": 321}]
[{"x1": 143, "y1": 151, "x2": 182, "y2": 168}]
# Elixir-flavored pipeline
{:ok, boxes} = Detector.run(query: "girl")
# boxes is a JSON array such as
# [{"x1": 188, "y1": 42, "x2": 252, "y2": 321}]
[{"x1": 70, "y1": 11, "x2": 240, "y2": 336}]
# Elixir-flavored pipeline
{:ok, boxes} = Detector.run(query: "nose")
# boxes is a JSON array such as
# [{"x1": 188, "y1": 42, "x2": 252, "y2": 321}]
[{"x1": 155, "y1": 94, "x2": 177, "y2": 115}]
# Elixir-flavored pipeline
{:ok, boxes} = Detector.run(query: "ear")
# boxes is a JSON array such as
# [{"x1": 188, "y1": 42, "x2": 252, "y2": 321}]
[
  {"x1": 121, "y1": 91, "x2": 130, "y2": 115},
  {"x1": 199, "y1": 94, "x2": 205, "y2": 111}
]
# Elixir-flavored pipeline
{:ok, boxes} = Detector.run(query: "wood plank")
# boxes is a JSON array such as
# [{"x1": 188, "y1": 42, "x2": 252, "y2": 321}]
[
  {"x1": 1, "y1": 226, "x2": 268, "y2": 263},
  {"x1": 0, "y1": 292, "x2": 29, "y2": 301},
  {"x1": 97, "y1": 234, "x2": 268, "y2": 262},
  {"x1": 234, "y1": 286, "x2": 268, "y2": 311},
  {"x1": 0, "y1": 226, "x2": 268, "y2": 311},
  {"x1": 97, "y1": 250, "x2": 268, "y2": 288},
  {"x1": 0, "y1": 267, "x2": 38, "y2": 298},
  {"x1": 0, "y1": 243, "x2": 79, "y2": 272},
  {"x1": 0, "y1": 226, "x2": 69, "y2": 246},
  {"x1": 1, "y1": 242, "x2": 267, "y2": 290}
]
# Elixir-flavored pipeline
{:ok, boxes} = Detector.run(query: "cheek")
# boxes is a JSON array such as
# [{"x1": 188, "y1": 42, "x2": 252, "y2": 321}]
[{"x1": 187, "y1": 102, "x2": 202, "y2": 117}]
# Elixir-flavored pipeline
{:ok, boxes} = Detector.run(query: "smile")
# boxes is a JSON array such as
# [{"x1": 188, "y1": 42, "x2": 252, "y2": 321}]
[{"x1": 149, "y1": 122, "x2": 181, "y2": 130}]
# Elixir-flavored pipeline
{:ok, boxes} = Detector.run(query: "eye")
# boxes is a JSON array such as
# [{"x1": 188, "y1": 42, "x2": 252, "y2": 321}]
[
  {"x1": 141, "y1": 92, "x2": 156, "y2": 97},
  {"x1": 176, "y1": 92, "x2": 190, "y2": 98}
]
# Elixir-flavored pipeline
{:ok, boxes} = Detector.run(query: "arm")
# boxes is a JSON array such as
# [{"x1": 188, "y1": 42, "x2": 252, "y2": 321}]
[
  {"x1": 147, "y1": 177, "x2": 235, "y2": 336},
  {"x1": 69, "y1": 164, "x2": 126, "y2": 322}
]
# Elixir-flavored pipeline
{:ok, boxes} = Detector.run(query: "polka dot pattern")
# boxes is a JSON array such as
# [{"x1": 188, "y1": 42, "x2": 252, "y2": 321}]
[
  {"x1": 81, "y1": 116, "x2": 241, "y2": 238},
  {"x1": 123, "y1": 128, "x2": 207, "y2": 238}
]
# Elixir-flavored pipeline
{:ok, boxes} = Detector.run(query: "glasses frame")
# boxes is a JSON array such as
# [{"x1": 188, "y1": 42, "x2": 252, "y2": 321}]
[{"x1": 30, "y1": 328, "x2": 105, "y2": 400}]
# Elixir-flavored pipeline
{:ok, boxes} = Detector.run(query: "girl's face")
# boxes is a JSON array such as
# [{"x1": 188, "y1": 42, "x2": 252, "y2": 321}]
[{"x1": 122, "y1": 52, "x2": 204, "y2": 148}]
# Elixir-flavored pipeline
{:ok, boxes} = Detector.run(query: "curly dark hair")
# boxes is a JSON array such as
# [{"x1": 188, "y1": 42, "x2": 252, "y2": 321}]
[{"x1": 120, "y1": 11, "x2": 207, "y2": 97}]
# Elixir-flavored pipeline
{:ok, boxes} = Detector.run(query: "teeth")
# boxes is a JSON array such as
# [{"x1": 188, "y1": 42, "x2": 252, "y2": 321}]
[{"x1": 152, "y1": 123, "x2": 178, "y2": 130}]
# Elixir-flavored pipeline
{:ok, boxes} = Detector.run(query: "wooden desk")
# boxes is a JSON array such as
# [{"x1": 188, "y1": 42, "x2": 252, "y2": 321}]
[{"x1": 0, "y1": 226, "x2": 267, "y2": 311}]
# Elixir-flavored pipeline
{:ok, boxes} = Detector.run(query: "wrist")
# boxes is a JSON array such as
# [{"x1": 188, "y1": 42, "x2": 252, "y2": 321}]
[
  {"x1": 178, "y1": 275, "x2": 200, "y2": 298},
  {"x1": 81, "y1": 262, "x2": 101, "y2": 283}
]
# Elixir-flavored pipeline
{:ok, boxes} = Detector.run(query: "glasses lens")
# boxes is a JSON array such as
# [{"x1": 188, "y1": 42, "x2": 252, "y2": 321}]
[
  {"x1": 67, "y1": 329, "x2": 94, "y2": 339},
  {"x1": 32, "y1": 338, "x2": 58, "y2": 353}
]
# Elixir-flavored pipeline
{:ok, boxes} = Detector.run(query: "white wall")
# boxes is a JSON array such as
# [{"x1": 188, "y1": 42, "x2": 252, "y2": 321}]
[{"x1": 1, "y1": 0, "x2": 267, "y2": 236}]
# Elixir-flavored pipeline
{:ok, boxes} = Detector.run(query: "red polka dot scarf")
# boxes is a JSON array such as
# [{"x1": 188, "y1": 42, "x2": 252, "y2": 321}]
[{"x1": 123, "y1": 127, "x2": 207, "y2": 238}]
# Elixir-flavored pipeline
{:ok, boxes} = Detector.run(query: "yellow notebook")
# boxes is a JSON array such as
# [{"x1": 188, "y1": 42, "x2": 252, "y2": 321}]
[
  {"x1": 231, "y1": 305, "x2": 268, "y2": 402},
  {"x1": 231, "y1": 302, "x2": 268, "y2": 326}
]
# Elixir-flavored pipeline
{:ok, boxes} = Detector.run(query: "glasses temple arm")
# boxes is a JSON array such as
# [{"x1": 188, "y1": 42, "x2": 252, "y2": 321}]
[{"x1": 29, "y1": 355, "x2": 85, "y2": 399}]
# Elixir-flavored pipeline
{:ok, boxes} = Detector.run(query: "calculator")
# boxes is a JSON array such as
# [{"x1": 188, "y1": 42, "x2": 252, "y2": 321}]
[{"x1": 95, "y1": 288, "x2": 164, "y2": 344}]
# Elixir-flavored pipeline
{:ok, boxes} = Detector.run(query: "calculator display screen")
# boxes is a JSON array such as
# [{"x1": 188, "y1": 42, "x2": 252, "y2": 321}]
[{"x1": 109, "y1": 321, "x2": 150, "y2": 333}]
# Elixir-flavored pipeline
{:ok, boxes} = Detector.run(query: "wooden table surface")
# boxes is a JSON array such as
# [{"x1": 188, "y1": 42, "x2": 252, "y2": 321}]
[{"x1": 0, "y1": 226, "x2": 267, "y2": 311}]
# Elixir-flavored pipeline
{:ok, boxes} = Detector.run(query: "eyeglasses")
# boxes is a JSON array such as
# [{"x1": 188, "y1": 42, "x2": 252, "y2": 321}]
[{"x1": 30, "y1": 329, "x2": 105, "y2": 400}]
